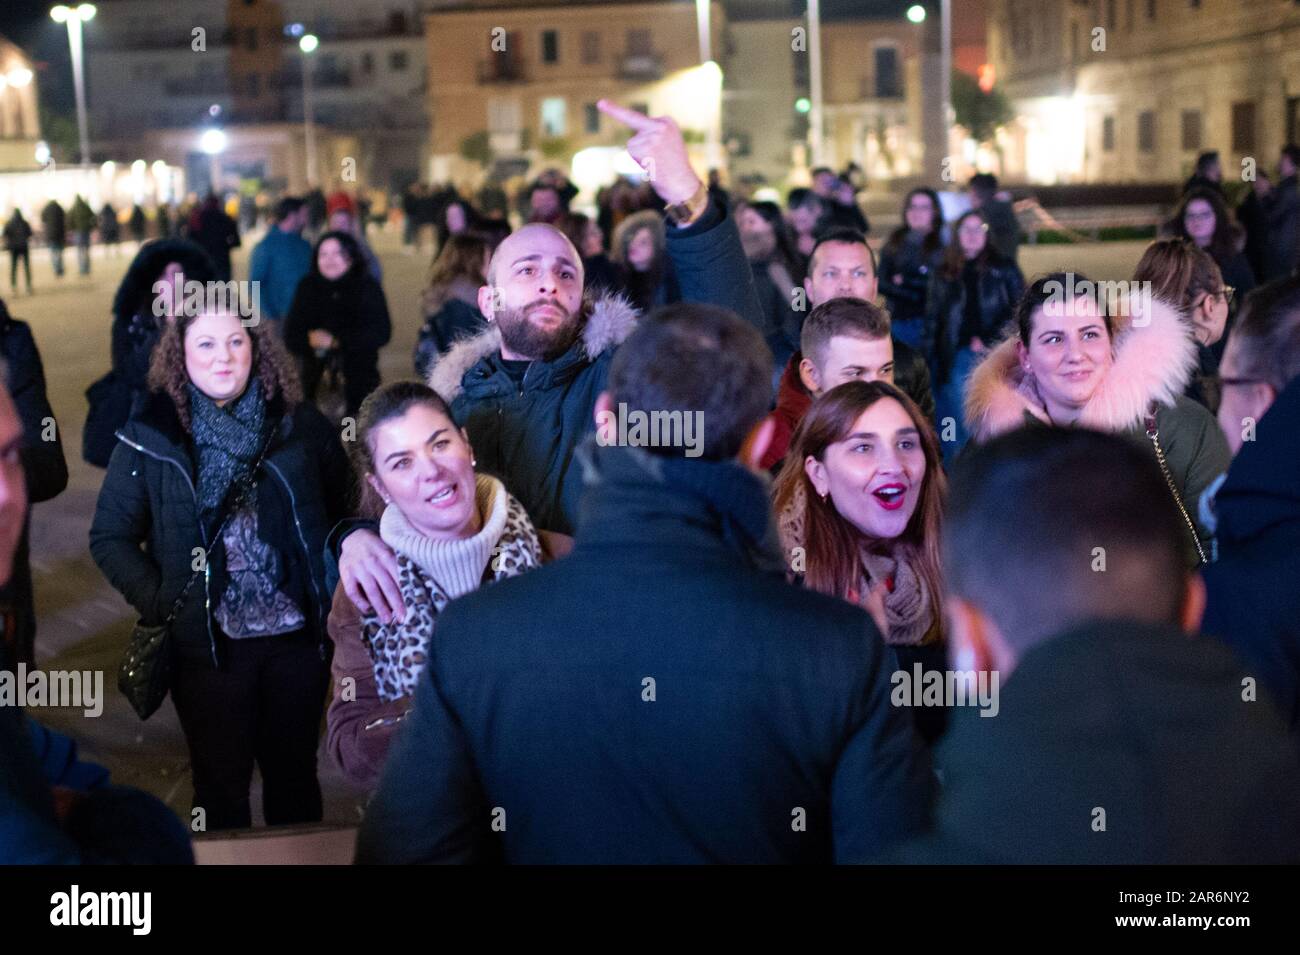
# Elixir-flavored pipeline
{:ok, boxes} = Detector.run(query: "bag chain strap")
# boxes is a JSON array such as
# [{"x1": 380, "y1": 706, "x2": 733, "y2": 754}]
[{"x1": 1145, "y1": 414, "x2": 1207, "y2": 566}]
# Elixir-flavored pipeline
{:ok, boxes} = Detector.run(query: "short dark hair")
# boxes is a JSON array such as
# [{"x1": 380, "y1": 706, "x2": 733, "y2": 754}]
[
  {"x1": 1015, "y1": 272, "x2": 1115, "y2": 346},
  {"x1": 274, "y1": 196, "x2": 305, "y2": 221},
  {"x1": 800, "y1": 297, "x2": 891, "y2": 368},
  {"x1": 311, "y1": 230, "x2": 365, "y2": 279},
  {"x1": 1229, "y1": 275, "x2": 1300, "y2": 392},
  {"x1": 787, "y1": 187, "x2": 822, "y2": 211},
  {"x1": 1195, "y1": 150, "x2": 1220, "y2": 174},
  {"x1": 969, "y1": 172, "x2": 999, "y2": 198},
  {"x1": 810, "y1": 166, "x2": 835, "y2": 179},
  {"x1": 608, "y1": 303, "x2": 773, "y2": 460},
  {"x1": 808, "y1": 227, "x2": 877, "y2": 276},
  {"x1": 945, "y1": 427, "x2": 1187, "y2": 652}
]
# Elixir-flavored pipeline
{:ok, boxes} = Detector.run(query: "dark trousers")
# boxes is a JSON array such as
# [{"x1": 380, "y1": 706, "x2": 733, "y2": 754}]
[
  {"x1": 171, "y1": 631, "x2": 329, "y2": 831},
  {"x1": 8, "y1": 248, "x2": 31, "y2": 291}
]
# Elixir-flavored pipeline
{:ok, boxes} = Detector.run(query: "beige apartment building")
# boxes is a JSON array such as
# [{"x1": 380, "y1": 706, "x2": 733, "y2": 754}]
[
  {"x1": 0, "y1": 34, "x2": 40, "y2": 171},
  {"x1": 988, "y1": 0, "x2": 1300, "y2": 183},
  {"x1": 423, "y1": 0, "x2": 725, "y2": 189}
]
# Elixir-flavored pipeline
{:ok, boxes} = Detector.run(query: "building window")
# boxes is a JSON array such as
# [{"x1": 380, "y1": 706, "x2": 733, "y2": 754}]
[
  {"x1": 1103, "y1": 115, "x2": 1115, "y2": 152},
  {"x1": 542, "y1": 30, "x2": 559, "y2": 64},
  {"x1": 581, "y1": 31, "x2": 601, "y2": 64},
  {"x1": 584, "y1": 102, "x2": 600, "y2": 133},
  {"x1": 488, "y1": 97, "x2": 521, "y2": 135},
  {"x1": 1138, "y1": 111, "x2": 1156, "y2": 152},
  {"x1": 541, "y1": 97, "x2": 566, "y2": 136},
  {"x1": 874, "y1": 46, "x2": 900, "y2": 98},
  {"x1": 389, "y1": 50, "x2": 408, "y2": 71},
  {"x1": 1126, "y1": 0, "x2": 1135, "y2": 29},
  {"x1": 1232, "y1": 101, "x2": 1256, "y2": 152},
  {"x1": 1106, "y1": 0, "x2": 1117, "y2": 31},
  {"x1": 1147, "y1": 0, "x2": 1157, "y2": 18},
  {"x1": 627, "y1": 29, "x2": 652, "y2": 56},
  {"x1": 1180, "y1": 111, "x2": 1201, "y2": 151}
]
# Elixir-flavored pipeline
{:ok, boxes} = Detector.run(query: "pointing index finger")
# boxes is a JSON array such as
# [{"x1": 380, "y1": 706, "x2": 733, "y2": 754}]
[{"x1": 597, "y1": 98, "x2": 658, "y2": 132}]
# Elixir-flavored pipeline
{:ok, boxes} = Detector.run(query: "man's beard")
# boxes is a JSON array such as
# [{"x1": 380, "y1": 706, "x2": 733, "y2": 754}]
[{"x1": 496, "y1": 297, "x2": 583, "y2": 362}]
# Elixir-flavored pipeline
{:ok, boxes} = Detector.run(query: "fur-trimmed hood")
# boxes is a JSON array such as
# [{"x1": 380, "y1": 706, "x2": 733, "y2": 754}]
[
  {"x1": 964, "y1": 293, "x2": 1196, "y2": 439},
  {"x1": 428, "y1": 293, "x2": 639, "y2": 402}
]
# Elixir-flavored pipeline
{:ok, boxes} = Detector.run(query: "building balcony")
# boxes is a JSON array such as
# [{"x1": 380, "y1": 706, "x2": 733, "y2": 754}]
[
  {"x1": 617, "y1": 52, "x2": 665, "y2": 81},
  {"x1": 478, "y1": 58, "x2": 527, "y2": 84}
]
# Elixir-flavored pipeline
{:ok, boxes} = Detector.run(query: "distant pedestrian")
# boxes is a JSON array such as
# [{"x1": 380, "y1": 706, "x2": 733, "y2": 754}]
[
  {"x1": 67, "y1": 195, "x2": 95, "y2": 276},
  {"x1": 40, "y1": 200, "x2": 65, "y2": 278},
  {"x1": 188, "y1": 193, "x2": 241, "y2": 282},
  {"x1": 128, "y1": 203, "x2": 148, "y2": 247},
  {"x1": 248, "y1": 196, "x2": 312, "y2": 329},
  {"x1": 3, "y1": 211, "x2": 33, "y2": 295},
  {"x1": 1262, "y1": 144, "x2": 1300, "y2": 282},
  {"x1": 99, "y1": 203, "x2": 121, "y2": 258}
]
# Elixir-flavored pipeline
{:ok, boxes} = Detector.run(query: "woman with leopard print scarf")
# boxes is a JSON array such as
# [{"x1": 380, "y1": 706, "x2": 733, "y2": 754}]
[{"x1": 325, "y1": 381, "x2": 562, "y2": 789}]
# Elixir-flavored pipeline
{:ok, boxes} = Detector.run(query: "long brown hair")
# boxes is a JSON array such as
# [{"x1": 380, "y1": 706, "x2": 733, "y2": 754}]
[
  {"x1": 1132, "y1": 237, "x2": 1224, "y2": 313},
  {"x1": 147, "y1": 309, "x2": 302, "y2": 430},
  {"x1": 939, "y1": 209, "x2": 995, "y2": 281},
  {"x1": 423, "y1": 233, "x2": 489, "y2": 312},
  {"x1": 773, "y1": 381, "x2": 946, "y2": 632}
]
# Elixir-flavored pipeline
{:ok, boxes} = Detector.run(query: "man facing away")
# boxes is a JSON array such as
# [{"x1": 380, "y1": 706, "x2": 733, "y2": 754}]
[
  {"x1": 354, "y1": 303, "x2": 934, "y2": 864},
  {"x1": 891, "y1": 427, "x2": 1300, "y2": 864}
]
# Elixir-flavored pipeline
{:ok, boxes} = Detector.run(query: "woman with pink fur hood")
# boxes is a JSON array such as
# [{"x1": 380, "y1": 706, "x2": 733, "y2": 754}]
[{"x1": 964, "y1": 272, "x2": 1231, "y2": 565}]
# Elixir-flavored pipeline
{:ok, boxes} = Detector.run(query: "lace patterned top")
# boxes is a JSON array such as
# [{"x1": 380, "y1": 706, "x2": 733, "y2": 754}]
[{"x1": 214, "y1": 505, "x2": 305, "y2": 639}]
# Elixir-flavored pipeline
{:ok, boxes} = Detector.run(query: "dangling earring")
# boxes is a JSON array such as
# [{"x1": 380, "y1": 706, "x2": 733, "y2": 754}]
[
  {"x1": 471, "y1": 456, "x2": 478, "y2": 467},
  {"x1": 820, "y1": 491, "x2": 828, "y2": 504}
]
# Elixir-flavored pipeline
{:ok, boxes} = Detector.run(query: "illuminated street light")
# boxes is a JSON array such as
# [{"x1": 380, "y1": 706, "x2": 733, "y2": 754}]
[
  {"x1": 51, "y1": 4, "x2": 97, "y2": 164},
  {"x1": 299, "y1": 35, "x2": 319, "y2": 185},
  {"x1": 795, "y1": 97, "x2": 812, "y2": 114},
  {"x1": 907, "y1": 4, "x2": 927, "y2": 23},
  {"x1": 199, "y1": 128, "x2": 227, "y2": 155}
]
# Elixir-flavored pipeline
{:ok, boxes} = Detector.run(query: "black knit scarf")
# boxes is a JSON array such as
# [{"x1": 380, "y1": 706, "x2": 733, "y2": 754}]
[{"x1": 188, "y1": 378, "x2": 266, "y2": 518}]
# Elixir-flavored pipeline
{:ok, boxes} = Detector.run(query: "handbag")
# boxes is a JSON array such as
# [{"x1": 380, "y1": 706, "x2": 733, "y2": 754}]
[
  {"x1": 314, "y1": 347, "x2": 348, "y2": 425},
  {"x1": 1145, "y1": 413, "x2": 1208, "y2": 566},
  {"x1": 82, "y1": 370, "x2": 135, "y2": 468},
  {"x1": 117, "y1": 429, "x2": 275, "y2": 720}
]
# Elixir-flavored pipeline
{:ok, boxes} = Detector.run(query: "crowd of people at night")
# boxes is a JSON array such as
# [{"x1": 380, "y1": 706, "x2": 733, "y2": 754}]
[{"x1": 3, "y1": 98, "x2": 1300, "y2": 864}]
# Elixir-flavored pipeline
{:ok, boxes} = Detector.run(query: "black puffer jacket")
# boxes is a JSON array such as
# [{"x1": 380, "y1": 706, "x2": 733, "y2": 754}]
[
  {"x1": 89, "y1": 389, "x2": 352, "y2": 668},
  {"x1": 925, "y1": 256, "x2": 1025, "y2": 386}
]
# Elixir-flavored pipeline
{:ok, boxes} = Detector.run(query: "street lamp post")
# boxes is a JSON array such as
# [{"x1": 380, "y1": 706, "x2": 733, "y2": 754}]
[
  {"x1": 299, "y1": 34, "x2": 319, "y2": 188},
  {"x1": 50, "y1": 4, "x2": 97, "y2": 165},
  {"x1": 807, "y1": 0, "x2": 824, "y2": 168}
]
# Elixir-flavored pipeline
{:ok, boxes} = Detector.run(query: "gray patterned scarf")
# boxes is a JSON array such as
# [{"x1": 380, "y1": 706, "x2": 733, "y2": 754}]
[{"x1": 188, "y1": 378, "x2": 266, "y2": 519}]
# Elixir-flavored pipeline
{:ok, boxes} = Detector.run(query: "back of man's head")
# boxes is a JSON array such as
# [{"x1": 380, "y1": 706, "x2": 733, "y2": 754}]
[
  {"x1": 275, "y1": 196, "x2": 305, "y2": 223},
  {"x1": 969, "y1": 173, "x2": 998, "y2": 200},
  {"x1": 800, "y1": 297, "x2": 891, "y2": 368},
  {"x1": 945, "y1": 428, "x2": 1188, "y2": 655},
  {"x1": 1228, "y1": 276, "x2": 1300, "y2": 394},
  {"x1": 608, "y1": 303, "x2": 772, "y2": 460}
]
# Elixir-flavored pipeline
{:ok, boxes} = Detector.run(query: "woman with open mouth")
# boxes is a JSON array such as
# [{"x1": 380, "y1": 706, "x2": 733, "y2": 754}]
[
  {"x1": 773, "y1": 380, "x2": 949, "y2": 744},
  {"x1": 324, "y1": 381, "x2": 564, "y2": 791}
]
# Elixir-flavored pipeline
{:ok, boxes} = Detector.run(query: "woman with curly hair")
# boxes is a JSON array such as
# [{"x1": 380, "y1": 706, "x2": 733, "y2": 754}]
[{"x1": 90, "y1": 306, "x2": 353, "y2": 830}]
